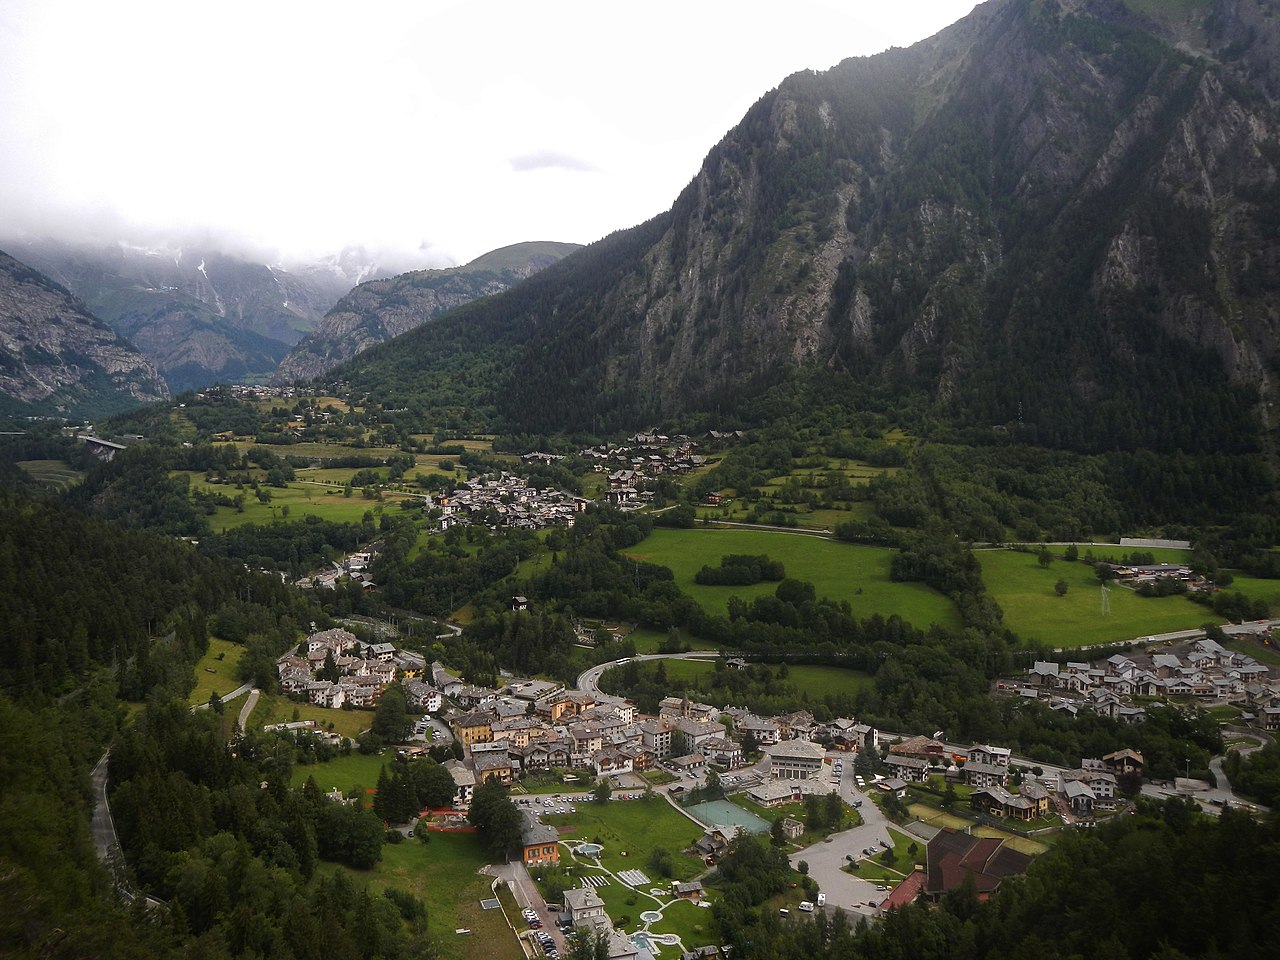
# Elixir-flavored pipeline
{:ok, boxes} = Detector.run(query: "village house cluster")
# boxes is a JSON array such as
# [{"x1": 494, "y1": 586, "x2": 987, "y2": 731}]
[
  {"x1": 576, "y1": 433, "x2": 706, "y2": 510},
  {"x1": 1020, "y1": 635, "x2": 1280, "y2": 730},
  {"x1": 431, "y1": 471, "x2": 589, "y2": 531},
  {"x1": 296, "y1": 550, "x2": 379, "y2": 592},
  {"x1": 883, "y1": 737, "x2": 1141, "y2": 820},
  {"x1": 275, "y1": 627, "x2": 424, "y2": 709}
]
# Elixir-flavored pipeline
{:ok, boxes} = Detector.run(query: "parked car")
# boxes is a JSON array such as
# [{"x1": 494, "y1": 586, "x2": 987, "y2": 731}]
[{"x1": 798, "y1": 901, "x2": 814, "y2": 913}]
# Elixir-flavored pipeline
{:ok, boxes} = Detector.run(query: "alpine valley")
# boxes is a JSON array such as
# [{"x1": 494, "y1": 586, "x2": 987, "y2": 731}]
[{"x1": 4, "y1": 3, "x2": 1280, "y2": 960}]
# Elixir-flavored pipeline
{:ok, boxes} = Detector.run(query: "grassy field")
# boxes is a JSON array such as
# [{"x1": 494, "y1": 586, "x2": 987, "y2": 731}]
[
  {"x1": 544, "y1": 797, "x2": 706, "y2": 881},
  {"x1": 316, "y1": 834, "x2": 522, "y2": 960},
  {"x1": 182, "y1": 472, "x2": 417, "y2": 530},
  {"x1": 187, "y1": 637, "x2": 244, "y2": 706},
  {"x1": 625, "y1": 528, "x2": 961, "y2": 629},
  {"x1": 977, "y1": 549, "x2": 1217, "y2": 647},
  {"x1": 17, "y1": 459, "x2": 85, "y2": 490},
  {"x1": 1217, "y1": 572, "x2": 1280, "y2": 612},
  {"x1": 289, "y1": 748, "x2": 394, "y2": 794},
  {"x1": 248, "y1": 692, "x2": 374, "y2": 739},
  {"x1": 648, "y1": 659, "x2": 874, "y2": 700}
]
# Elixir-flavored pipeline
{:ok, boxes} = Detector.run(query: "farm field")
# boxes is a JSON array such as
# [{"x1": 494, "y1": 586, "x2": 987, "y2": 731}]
[
  {"x1": 316, "y1": 834, "x2": 521, "y2": 960},
  {"x1": 17, "y1": 459, "x2": 85, "y2": 490},
  {"x1": 248, "y1": 692, "x2": 374, "y2": 739},
  {"x1": 187, "y1": 637, "x2": 244, "y2": 706},
  {"x1": 625, "y1": 528, "x2": 961, "y2": 629},
  {"x1": 180, "y1": 471, "x2": 416, "y2": 530},
  {"x1": 977, "y1": 549, "x2": 1217, "y2": 648}
]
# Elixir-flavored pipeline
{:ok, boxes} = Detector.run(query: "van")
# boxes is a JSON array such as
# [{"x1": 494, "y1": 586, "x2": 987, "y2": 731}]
[
  {"x1": 817, "y1": 893, "x2": 827, "y2": 907},
  {"x1": 778, "y1": 908, "x2": 790, "y2": 917},
  {"x1": 798, "y1": 901, "x2": 814, "y2": 913}
]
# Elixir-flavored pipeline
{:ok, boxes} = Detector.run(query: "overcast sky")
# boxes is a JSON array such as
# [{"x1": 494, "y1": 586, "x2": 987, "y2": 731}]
[{"x1": 0, "y1": 1, "x2": 979, "y2": 269}]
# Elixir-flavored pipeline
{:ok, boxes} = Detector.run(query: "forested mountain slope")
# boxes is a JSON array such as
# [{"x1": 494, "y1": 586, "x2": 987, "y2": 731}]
[
  {"x1": 274, "y1": 241, "x2": 581, "y2": 384},
  {"x1": 341, "y1": 0, "x2": 1280, "y2": 451}
]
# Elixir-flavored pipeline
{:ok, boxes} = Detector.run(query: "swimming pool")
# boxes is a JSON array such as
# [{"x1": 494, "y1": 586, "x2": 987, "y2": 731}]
[{"x1": 684, "y1": 799, "x2": 770, "y2": 834}]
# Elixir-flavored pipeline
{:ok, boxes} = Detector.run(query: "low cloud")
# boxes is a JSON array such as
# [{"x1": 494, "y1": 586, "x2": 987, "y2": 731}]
[{"x1": 508, "y1": 150, "x2": 599, "y2": 174}]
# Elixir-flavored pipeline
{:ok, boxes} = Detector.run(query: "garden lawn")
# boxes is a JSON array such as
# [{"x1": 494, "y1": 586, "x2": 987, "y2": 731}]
[
  {"x1": 544, "y1": 797, "x2": 705, "y2": 881},
  {"x1": 249, "y1": 692, "x2": 373, "y2": 740},
  {"x1": 653, "y1": 898, "x2": 716, "y2": 947},
  {"x1": 187, "y1": 637, "x2": 244, "y2": 706},
  {"x1": 625, "y1": 528, "x2": 960, "y2": 629},
  {"x1": 977, "y1": 549, "x2": 1214, "y2": 647},
  {"x1": 289, "y1": 748, "x2": 393, "y2": 794},
  {"x1": 315, "y1": 833, "x2": 521, "y2": 960}
]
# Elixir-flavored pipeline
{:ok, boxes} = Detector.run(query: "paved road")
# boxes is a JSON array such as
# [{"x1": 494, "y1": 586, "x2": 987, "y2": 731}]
[
  {"x1": 90, "y1": 751, "x2": 166, "y2": 909},
  {"x1": 237, "y1": 688, "x2": 260, "y2": 732},
  {"x1": 486, "y1": 860, "x2": 565, "y2": 956}
]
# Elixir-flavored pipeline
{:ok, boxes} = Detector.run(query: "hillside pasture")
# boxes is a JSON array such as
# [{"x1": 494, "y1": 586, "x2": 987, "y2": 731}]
[
  {"x1": 977, "y1": 549, "x2": 1214, "y2": 648},
  {"x1": 248, "y1": 692, "x2": 373, "y2": 740},
  {"x1": 625, "y1": 527, "x2": 960, "y2": 629},
  {"x1": 17, "y1": 459, "x2": 85, "y2": 490},
  {"x1": 181, "y1": 471, "x2": 420, "y2": 530},
  {"x1": 187, "y1": 637, "x2": 244, "y2": 706}
]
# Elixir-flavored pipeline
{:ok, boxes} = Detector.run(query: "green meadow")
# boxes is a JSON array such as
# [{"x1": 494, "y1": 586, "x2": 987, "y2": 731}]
[
  {"x1": 625, "y1": 528, "x2": 961, "y2": 629},
  {"x1": 187, "y1": 637, "x2": 244, "y2": 706},
  {"x1": 316, "y1": 834, "x2": 522, "y2": 960},
  {"x1": 654, "y1": 658, "x2": 874, "y2": 698},
  {"x1": 248, "y1": 692, "x2": 374, "y2": 740},
  {"x1": 977, "y1": 548, "x2": 1217, "y2": 648},
  {"x1": 289, "y1": 749, "x2": 394, "y2": 794},
  {"x1": 181, "y1": 472, "x2": 418, "y2": 531}
]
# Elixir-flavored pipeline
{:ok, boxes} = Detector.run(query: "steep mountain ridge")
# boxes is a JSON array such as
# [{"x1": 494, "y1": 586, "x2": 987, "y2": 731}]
[
  {"x1": 340, "y1": 0, "x2": 1280, "y2": 452},
  {"x1": 0, "y1": 238, "x2": 369, "y2": 391},
  {"x1": 273, "y1": 241, "x2": 582, "y2": 384},
  {"x1": 0, "y1": 250, "x2": 169, "y2": 416}
]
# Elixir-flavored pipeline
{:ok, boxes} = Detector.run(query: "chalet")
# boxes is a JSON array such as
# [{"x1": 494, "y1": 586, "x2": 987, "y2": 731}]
[
  {"x1": 443, "y1": 759, "x2": 475, "y2": 808},
  {"x1": 885, "y1": 755, "x2": 931, "y2": 783},
  {"x1": 925, "y1": 829, "x2": 1032, "y2": 901},
  {"x1": 592, "y1": 749, "x2": 634, "y2": 778},
  {"x1": 700, "y1": 736, "x2": 743, "y2": 769},
  {"x1": 967, "y1": 744, "x2": 1012, "y2": 768},
  {"x1": 963, "y1": 761, "x2": 1010, "y2": 789},
  {"x1": 473, "y1": 752, "x2": 513, "y2": 785},
  {"x1": 672, "y1": 880, "x2": 704, "y2": 902},
  {"x1": 890, "y1": 736, "x2": 947, "y2": 759},
  {"x1": 737, "y1": 714, "x2": 782, "y2": 745},
  {"x1": 451, "y1": 711, "x2": 494, "y2": 747},
  {"x1": 564, "y1": 886, "x2": 608, "y2": 927}
]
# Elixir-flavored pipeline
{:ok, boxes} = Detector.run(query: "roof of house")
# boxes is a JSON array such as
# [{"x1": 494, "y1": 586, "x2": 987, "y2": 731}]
[
  {"x1": 926, "y1": 829, "x2": 1032, "y2": 897},
  {"x1": 763, "y1": 738, "x2": 826, "y2": 760}
]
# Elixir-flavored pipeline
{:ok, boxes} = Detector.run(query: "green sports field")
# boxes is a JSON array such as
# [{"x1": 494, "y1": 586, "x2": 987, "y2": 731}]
[{"x1": 625, "y1": 527, "x2": 961, "y2": 629}]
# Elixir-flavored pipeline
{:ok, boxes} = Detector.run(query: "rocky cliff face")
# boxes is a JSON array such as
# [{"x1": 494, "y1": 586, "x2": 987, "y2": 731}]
[
  {"x1": 273, "y1": 241, "x2": 581, "y2": 384},
  {"x1": 345, "y1": 0, "x2": 1280, "y2": 451},
  {"x1": 0, "y1": 251, "x2": 169, "y2": 415},
  {"x1": 0, "y1": 238, "x2": 369, "y2": 391}
]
